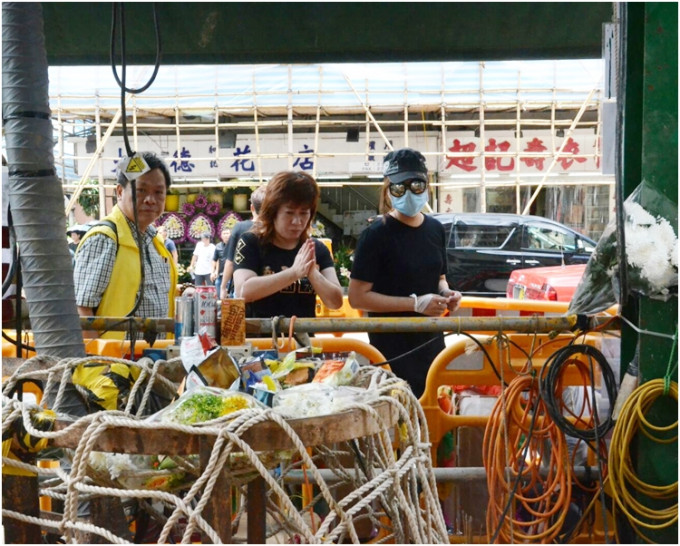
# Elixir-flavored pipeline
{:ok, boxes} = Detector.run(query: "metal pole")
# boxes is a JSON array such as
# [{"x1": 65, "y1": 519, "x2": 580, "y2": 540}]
[
  {"x1": 285, "y1": 465, "x2": 601, "y2": 484},
  {"x1": 75, "y1": 314, "x2": 616, "y2": 335}
]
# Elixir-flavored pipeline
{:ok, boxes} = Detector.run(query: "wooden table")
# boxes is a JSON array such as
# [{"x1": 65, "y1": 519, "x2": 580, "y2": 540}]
[{"x1": 47, "y1": 399, "x2": 399, "y2": 543}]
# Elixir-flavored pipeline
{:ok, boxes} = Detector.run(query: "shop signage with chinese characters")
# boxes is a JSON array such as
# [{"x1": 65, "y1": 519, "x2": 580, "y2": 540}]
[{"x1": 75, "y1": 130, "x2": 602, "y2": 179}]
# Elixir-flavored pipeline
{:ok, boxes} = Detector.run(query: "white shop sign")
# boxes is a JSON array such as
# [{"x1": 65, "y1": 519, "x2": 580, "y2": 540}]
[{"x1": 75, "y1": 130, "x2": 600, "y2": 179}]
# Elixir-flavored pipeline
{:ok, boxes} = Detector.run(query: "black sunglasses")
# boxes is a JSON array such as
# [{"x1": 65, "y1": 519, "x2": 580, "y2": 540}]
[{"x1": 388, "y1": 178, "x2": 428, "y2": 198}]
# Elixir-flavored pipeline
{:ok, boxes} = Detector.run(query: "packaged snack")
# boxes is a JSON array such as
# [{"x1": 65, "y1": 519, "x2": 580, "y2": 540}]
[{"x1": 313, "y1": 352, "x2": 360, "y2": 386}]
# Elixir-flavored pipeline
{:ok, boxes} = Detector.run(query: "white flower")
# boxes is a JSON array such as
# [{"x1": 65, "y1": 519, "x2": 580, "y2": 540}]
[
  {"x1": 107, "y1": 453, "x2": 134, "y2": 480},
  {"x1": 624, "y1": 201, "x2": 678, "y2": 292}
]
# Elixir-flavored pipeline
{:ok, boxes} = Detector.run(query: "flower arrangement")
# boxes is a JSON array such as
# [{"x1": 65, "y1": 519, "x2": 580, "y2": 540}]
[
  {"x1": 176, "y1": 261, "x2": 192, "y2": 283},
  {"x1": 206, "y1": 201, "x2": 221, "y2": 216},
  {"x1": 158, "y1": 213, "x2": 187, "y2": 243},
  {"x1": 218, "y1": 212, "x2": 243, "y2": 233},
  {"x1": 194, "y1": 194, "x2": 208, "y2": 209},
  {"x1": 181, "y1": 202, "x2": 196, "y2": 217},
  {"x1": 569, "y1": 182, "x2": 678, "y2": 315},
  {"x1": 333, "y1": 245, "x2": 353, "y2": 287},
  {"x1": 311, "y1": 220, "x2": 326, "y2": 238},
  {"x1": 186, "y1": 213, "x2": 215, "y2": 243}
]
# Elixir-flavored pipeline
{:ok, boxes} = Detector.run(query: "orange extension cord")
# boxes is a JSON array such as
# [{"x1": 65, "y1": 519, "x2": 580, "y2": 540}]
[{"x1": 482, "y1": 373, "x2": 572, "y2": 543}]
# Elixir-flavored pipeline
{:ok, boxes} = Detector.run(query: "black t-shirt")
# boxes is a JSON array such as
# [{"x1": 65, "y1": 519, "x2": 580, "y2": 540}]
[
  {"x1": 351, "y1": 214, "x2": 448, "y2": 398},
  {"x1": 212, "y1": 241, "x2": 229, "y2": 273},
  {"x1": 234, "y1": 231, "x2": 335, "y2": 318},
  {"x1": 225, "y1": 220, "x2": 253, "y2": 262}
]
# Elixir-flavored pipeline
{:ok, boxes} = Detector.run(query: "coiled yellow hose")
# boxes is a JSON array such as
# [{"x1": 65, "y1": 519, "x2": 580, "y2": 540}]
[{"x1": 608, "y1": 378, "x2": 678, "y2": 542}]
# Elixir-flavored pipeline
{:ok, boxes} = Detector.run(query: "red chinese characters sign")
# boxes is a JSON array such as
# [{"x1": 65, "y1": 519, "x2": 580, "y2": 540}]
[{"x1": 444, "y1": 131, "x2": 596, "y2": 174}]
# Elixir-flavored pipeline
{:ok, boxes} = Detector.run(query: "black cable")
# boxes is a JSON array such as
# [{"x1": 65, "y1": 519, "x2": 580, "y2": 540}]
[
  {"x1": 1, "y1": 330, "x2": 35, "y2": 355},
  {"x1": 587, "y1": 351, "x2": 611, "y2": 543},
  {"x1": 109, "y1": 3, "x2": 162, "y2": 337},
  {"x1": 538, "y1": 344, "x2": 618, "y2": 442},
  {"x1": 110, "y1": 3, "x2": 161, "y2": 95}
]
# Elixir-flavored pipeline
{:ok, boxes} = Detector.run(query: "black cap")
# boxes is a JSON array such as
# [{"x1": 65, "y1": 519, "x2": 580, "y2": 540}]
[{"x1": 382, "y1": 148, "x2": 428, "y2": 184}]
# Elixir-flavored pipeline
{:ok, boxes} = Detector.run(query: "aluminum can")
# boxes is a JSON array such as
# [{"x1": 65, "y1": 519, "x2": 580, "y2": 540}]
[
  {"x1": 174, "y1": 296, "x2": 194, "y2": 340},
  {"x1": 194, "y1": 286, "x2": 217, "y2": 339}
]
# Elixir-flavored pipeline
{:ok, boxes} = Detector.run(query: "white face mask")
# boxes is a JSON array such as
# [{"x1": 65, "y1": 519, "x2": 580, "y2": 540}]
[{"x1": 391, "y1": 190, "x2": 428, "y2": 217}]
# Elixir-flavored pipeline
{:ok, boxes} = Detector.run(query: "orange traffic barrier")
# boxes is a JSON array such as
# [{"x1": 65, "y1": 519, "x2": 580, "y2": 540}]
[
  {"x1": 419, "y1": 332, "x2": 615, "y2": 465},
  {"x1": 419, "y1": 331, "x2": 618, "y2": 543},
  {"x1": 455, "y1": 296, "x2": 618, "y2": 318}
]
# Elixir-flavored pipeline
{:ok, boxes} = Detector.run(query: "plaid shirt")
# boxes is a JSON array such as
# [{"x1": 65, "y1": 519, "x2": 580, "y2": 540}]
[{"x1": 74, "y1": 218, "x2": 170, "y2": 338}]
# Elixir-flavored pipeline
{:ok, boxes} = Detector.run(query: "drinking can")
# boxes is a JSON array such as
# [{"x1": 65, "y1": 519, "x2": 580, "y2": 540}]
[
  {"x1": 174, "y1": 296, "x2": 194, "y2": 340},
  {"x1": 194, "y1": 286, "x2": 217, "y2": 339}
]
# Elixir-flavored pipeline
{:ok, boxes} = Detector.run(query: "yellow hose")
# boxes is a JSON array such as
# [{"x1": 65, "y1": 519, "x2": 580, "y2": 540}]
[{"x1": 609, "y1": 378, "x2": 678, "y2": 542}]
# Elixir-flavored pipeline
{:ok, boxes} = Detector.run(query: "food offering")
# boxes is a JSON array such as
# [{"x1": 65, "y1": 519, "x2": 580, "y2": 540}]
[
  {"x1": 86, "y1": 389, "x2": 271, "y2": 489},
  {"x1": 152, "y1": 387, "x2": 262, "y2": 425}
]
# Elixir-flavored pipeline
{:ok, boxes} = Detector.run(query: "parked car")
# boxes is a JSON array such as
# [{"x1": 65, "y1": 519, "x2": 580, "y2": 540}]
[
  {"x1": 506, "y1": 263, "x2": 587, "y2": 301},
  {"x1": 431, "y1": 213, "x2": 597, "y2": 296}
]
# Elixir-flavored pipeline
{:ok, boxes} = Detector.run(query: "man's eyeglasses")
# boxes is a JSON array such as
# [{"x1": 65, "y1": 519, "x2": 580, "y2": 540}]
[{"x1": 388, "y1": 179, "x2": 428, "y2": 198}]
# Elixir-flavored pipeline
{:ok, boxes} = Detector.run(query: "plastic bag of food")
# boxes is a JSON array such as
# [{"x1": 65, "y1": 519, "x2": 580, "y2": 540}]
[
  {"x1": 267, "y1": 348, "x2": 319, "y2": 387},
  {"x1": 569, "y1": 182, "x2": 678, "y2": 315},
  {"x1": 149, "y1": 386, "x2": 263, "y2": 425},
  {"x1": 272, "y1": 383, "x2": 377, "y2": 418}
]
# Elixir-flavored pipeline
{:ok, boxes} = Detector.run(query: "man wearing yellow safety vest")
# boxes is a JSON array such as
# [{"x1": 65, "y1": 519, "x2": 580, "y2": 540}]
[{"x1": 73, "y1": 151, "x2": 177, "y2": 340}]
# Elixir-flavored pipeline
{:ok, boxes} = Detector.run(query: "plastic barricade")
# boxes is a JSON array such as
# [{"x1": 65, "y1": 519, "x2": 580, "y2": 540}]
[
  {"x1": 315, "y1": 295, "x2": 363, "y2": 324},
  {"x1": 2, "y1": 330, "x2": 36, "y2": 359},
  {"x1": 419, "y1": 331, "x2": 618, "y2": 543},
  {"x1": 84, "y1": 338, "x2": 176, "y2": 359},
  {"x1": 419, "y1": 332, "x2": 614, "y2": 461}
]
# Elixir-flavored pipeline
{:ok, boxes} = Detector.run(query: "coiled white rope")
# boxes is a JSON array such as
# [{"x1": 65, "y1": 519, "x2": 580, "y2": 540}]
[{"x1": 3, "y1": 355, "x2": 448, "y2": 544}]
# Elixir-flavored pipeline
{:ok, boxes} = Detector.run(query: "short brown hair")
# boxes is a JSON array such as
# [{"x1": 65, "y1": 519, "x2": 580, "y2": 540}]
[{"x1": 255, "y1": 171, "x2": 319, "y2": 244}]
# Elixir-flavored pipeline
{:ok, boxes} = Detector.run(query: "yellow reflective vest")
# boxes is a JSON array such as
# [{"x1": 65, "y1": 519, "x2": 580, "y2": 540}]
[{"x1": 77, "y1": 205, "x2": 177, "y2": 339}]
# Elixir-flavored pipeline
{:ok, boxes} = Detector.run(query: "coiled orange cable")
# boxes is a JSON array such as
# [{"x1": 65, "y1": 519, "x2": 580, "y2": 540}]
[{"x1": 483, "y1": 373, "x2": 572, "y2": 543}]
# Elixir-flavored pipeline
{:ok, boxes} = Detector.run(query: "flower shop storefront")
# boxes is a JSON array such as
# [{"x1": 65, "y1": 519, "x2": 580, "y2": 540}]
[{"x1": 158, "y1": 190, "x2": 245, "y2": 281}]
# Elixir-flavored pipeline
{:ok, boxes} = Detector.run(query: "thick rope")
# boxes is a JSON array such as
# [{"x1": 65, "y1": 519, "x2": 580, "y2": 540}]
[{"x1": 3, "y1": 356, "x2": 446, "y2": 544}]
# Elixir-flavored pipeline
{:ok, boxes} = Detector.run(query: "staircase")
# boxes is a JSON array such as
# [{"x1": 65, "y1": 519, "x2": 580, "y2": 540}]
[{"x1": 317, "y1": 185, "x2": 379, "y2": 241}]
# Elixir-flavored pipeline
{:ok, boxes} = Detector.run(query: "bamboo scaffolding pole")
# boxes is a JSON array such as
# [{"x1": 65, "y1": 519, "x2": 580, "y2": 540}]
[
  {"x1": 64, "y1": 97, "x2": 129, "y2": 216},
  {"x1": 71, "y1": 314, "x2": 616, "y2": 335}
]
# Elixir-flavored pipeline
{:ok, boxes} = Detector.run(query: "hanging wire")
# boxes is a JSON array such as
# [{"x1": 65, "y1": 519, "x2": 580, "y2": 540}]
[
  {"x1": 663, "y1": 327, "x2": 678, "y2": 395},
  {"x1": 107, "y1": 3, "x2": 163, "y2": 342}
]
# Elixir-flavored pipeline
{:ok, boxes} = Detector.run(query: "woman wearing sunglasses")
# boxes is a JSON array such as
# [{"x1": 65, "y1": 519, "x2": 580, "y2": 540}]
[{"x1": 348, "y1": 147, "x2": 461, "y2": 398}]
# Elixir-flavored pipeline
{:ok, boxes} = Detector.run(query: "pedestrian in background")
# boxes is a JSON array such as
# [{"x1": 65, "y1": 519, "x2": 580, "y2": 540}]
[
  {"x1": 157, "y1": 225, "x2": 178, "y2": 264},
  {"x1": 66, "y1": 225, "x2": 87, "y2": 254},
  {"x1": 220, "y1": 184, "x2": 267, "y2": 299},
  {"x1": 211, "y1": 225, "x2": 231, "y2": 295},
  {"x1": 233, "y1": 171, "x2": 342, "y2": 318},
  {"x1": 188, "y1": 232, "x2": 215, "y2": 286},
  {"x1": 348, "y1": 147, "x2": 461, "y2": 398}
]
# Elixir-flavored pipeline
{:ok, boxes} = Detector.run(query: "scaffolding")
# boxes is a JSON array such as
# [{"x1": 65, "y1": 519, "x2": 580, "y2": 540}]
[{"x1": 47, "y1": 61, "x2": 614, "y2": 239}]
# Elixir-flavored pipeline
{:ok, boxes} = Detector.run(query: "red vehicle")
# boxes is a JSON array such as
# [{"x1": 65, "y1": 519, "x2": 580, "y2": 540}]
[{"x1": 506, "y1": 264, "x2": 587, "y2": 302}]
